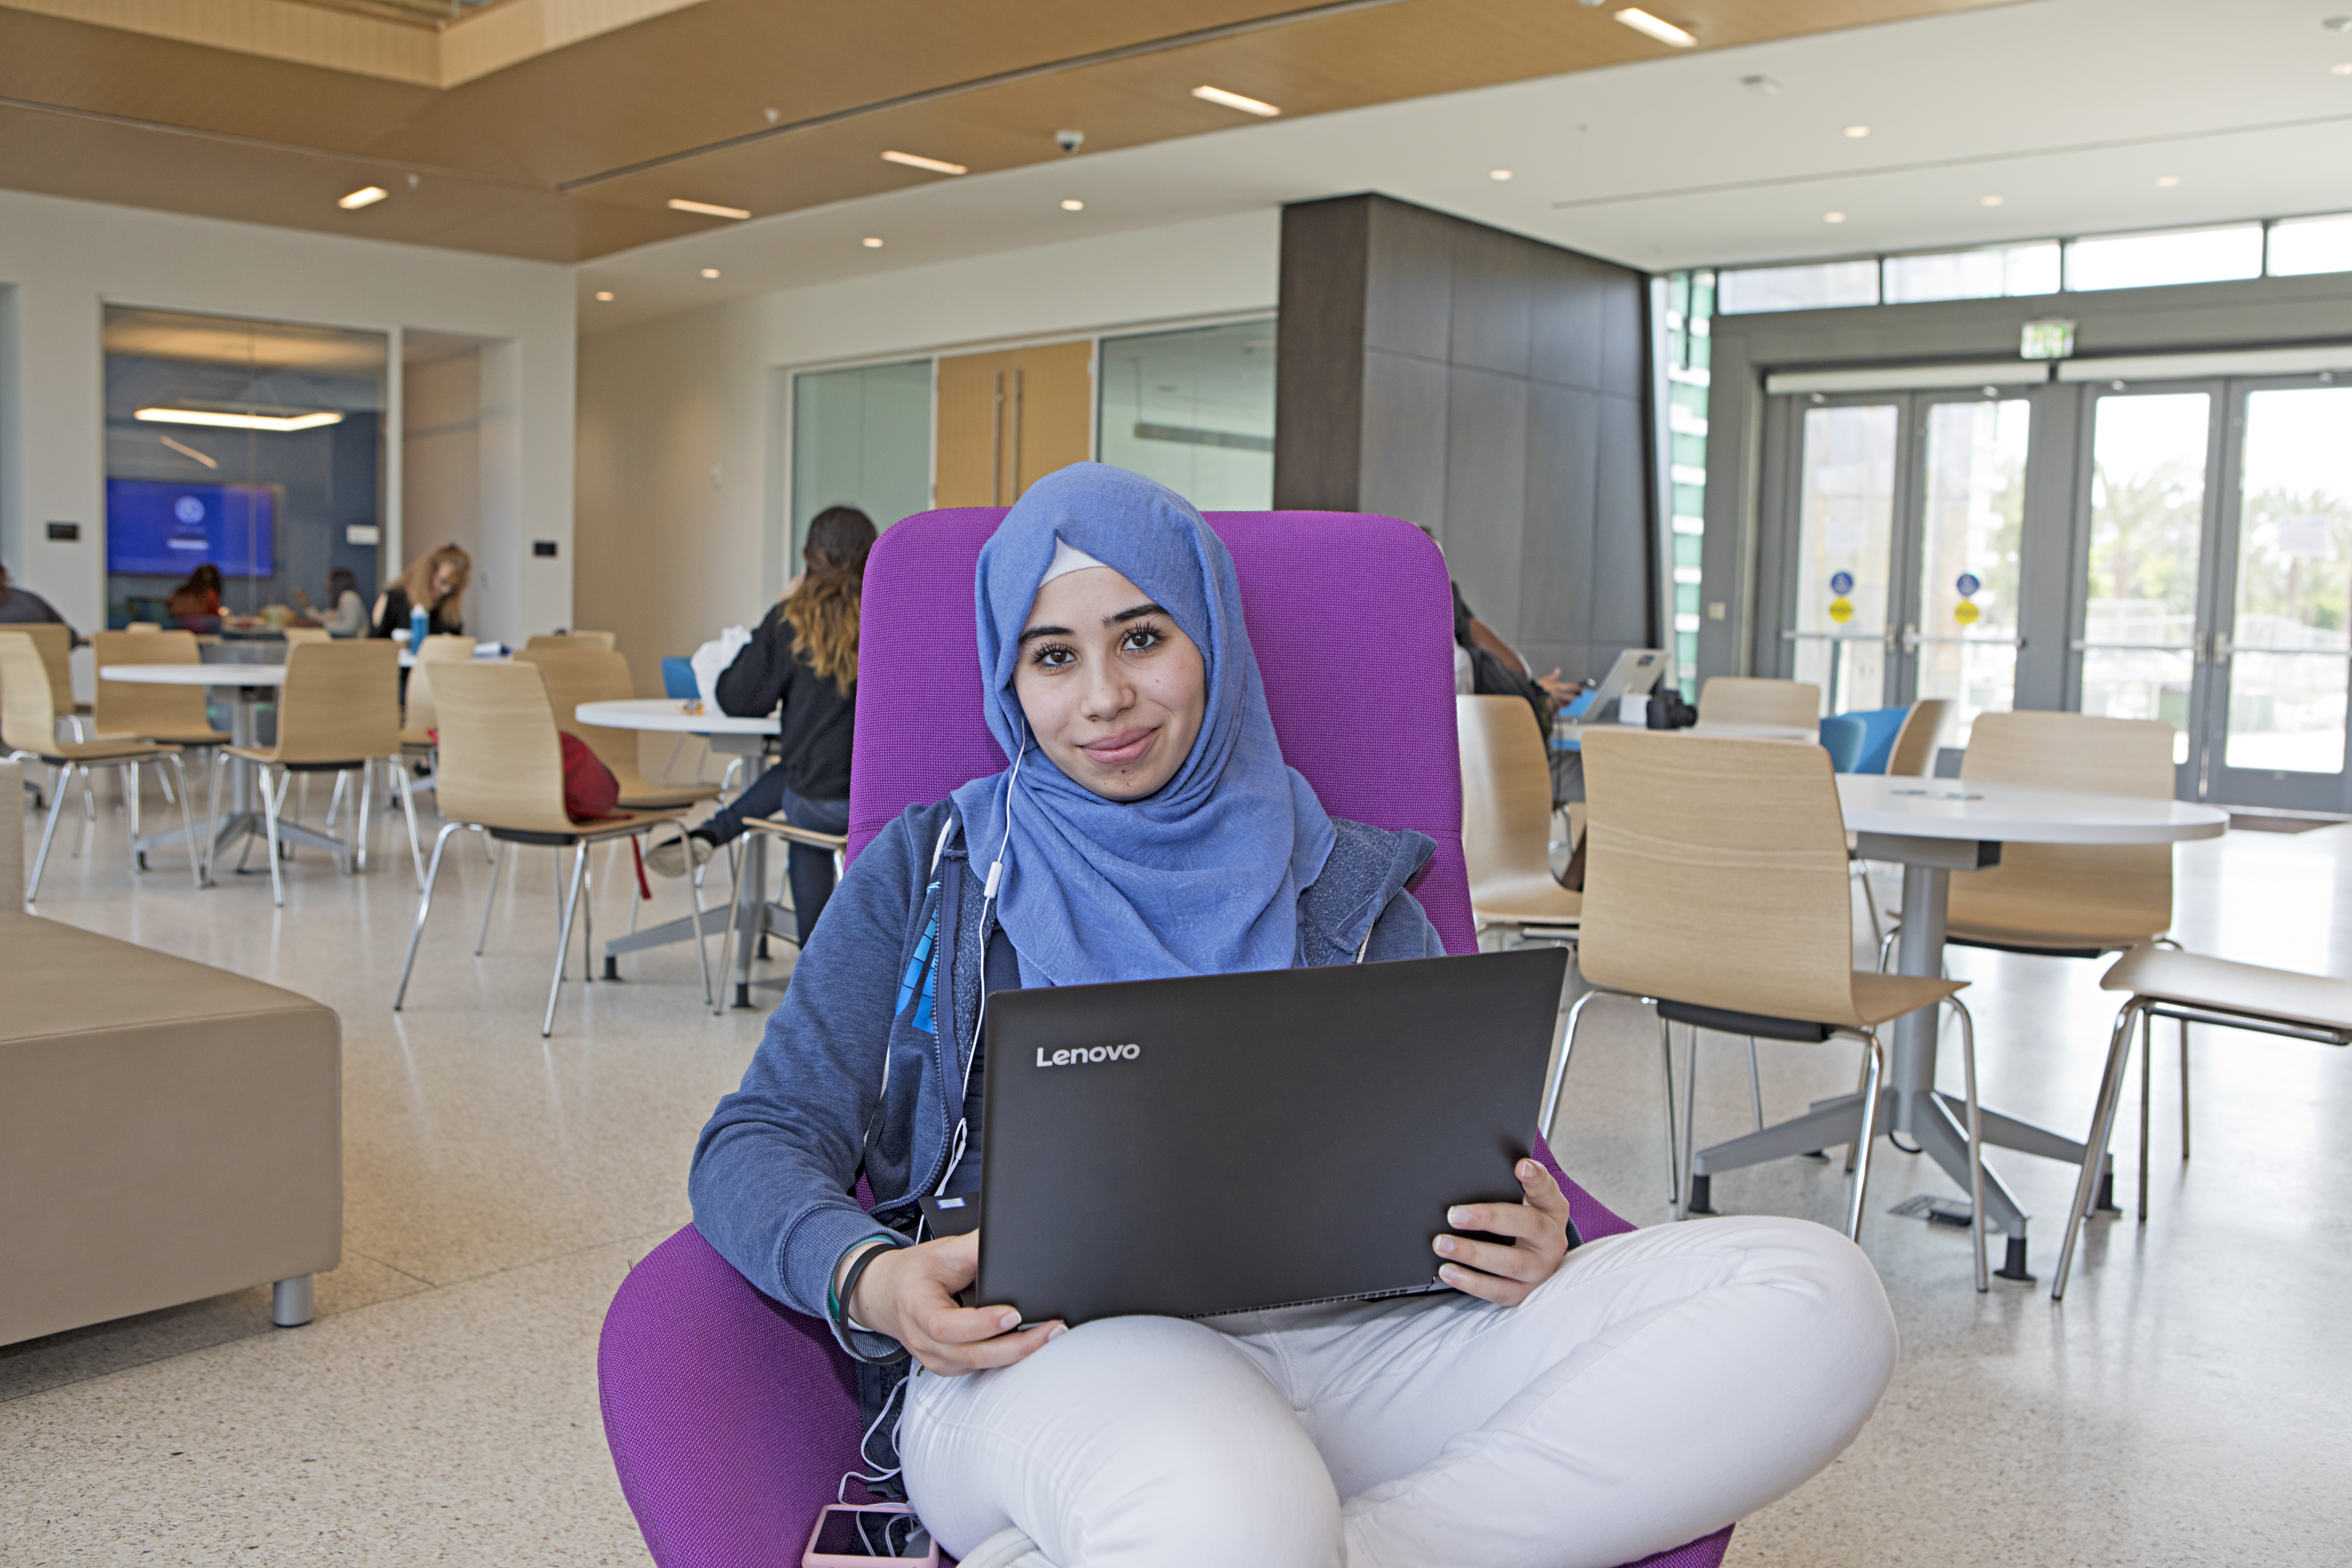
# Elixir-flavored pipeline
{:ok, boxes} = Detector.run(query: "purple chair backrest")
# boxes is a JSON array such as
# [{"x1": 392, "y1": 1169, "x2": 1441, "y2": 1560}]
[{"x1": 849, "y1": 507, "x2": 1476, "y2": 955}]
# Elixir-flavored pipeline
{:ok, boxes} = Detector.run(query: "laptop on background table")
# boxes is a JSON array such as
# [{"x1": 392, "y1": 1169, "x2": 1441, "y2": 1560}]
[{"x1": 970, "y1": 947, "x2": 1570, "y2": 1326}]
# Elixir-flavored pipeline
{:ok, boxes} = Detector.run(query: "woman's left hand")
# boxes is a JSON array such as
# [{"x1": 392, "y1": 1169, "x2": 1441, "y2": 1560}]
[{"x1": 1433, "y1": 1158, "x2": 1575, "y2": 1306}]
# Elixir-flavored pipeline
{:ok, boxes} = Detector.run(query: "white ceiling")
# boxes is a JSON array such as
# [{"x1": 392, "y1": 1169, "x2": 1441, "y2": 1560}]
[{"x1": 580, "y1": 0, "x2": 2352, "y2": 329}]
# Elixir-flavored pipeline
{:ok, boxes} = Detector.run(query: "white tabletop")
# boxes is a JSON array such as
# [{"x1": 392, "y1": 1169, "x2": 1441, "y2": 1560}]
[
  {"x1": 576, "y1": 698, "x2": 779, "y2": 735},
  {"x1": 102, "y1": 663, "x2": 286, "y2": 687},
  {"x1": 1836, "y1": 774, "x2": 2229, "y2": 846},
  {"x1": 1556, "y1": 719, "x2": 1817, "y2": 748}
]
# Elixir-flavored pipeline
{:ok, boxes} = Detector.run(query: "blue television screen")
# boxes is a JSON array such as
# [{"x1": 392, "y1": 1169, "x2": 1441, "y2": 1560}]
[{"x1": 106, "y1": 481, "x2": 275, "y2": 579}]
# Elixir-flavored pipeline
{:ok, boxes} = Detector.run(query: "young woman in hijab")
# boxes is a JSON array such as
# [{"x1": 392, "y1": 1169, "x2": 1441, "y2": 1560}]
[
  {"x1": 690, "y1": 465, "x2": 1896, "y2": 1568},
  {"x1": 645, "y1": 505, "x2": 874, "y2": 947}
]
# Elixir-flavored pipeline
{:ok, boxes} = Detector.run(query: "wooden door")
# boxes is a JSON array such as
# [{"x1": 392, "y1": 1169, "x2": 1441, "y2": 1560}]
[{"x1": 935, "y1": 341, "x2": 1094, "y2": 506}]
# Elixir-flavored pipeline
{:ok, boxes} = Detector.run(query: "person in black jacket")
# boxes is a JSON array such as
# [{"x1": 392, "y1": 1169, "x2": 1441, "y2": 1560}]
[{"x1": 646, "y1": 506, "x2": 875, "y2": 946}]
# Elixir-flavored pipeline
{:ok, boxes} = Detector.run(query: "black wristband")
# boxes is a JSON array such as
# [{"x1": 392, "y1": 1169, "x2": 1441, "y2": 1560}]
[{"x1": 834, "y1": 1239, "x2": 910, "y2": 1365}]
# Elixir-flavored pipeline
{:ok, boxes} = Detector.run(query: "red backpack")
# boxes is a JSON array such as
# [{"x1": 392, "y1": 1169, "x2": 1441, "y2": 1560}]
[{"x1": 560, "y1": 733, "x2": 622, "y2": 821}]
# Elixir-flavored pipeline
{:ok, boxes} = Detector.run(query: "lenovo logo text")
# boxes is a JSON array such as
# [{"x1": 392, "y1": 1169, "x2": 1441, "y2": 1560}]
[{"x1": 1035, "y1": 1043, "x2": 1142, "y2": 1068}]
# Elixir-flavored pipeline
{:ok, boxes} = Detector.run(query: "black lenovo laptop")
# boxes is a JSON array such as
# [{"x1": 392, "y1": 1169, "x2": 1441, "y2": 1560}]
[{"x1": 961, "y1": 947, "x2": 1569, "y2": 1326}]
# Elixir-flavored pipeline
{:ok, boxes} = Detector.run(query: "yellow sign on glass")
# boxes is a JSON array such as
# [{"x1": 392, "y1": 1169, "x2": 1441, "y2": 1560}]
[
  {"x1": 1954, "y1": 600, "x2": 1981, "y2": 626},
  {"x1": 1827, "y1": 597, "x2": 1854, "y2": 624}
]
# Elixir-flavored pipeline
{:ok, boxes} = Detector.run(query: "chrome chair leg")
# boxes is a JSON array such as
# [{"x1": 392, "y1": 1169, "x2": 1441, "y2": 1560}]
[
  {"x1": 167, "y1": 754, "x2": 201, "y2": 888},
  {"x1": 2180, "y1": 1021, "x2": 2192, "y2": 1163},
  {"x1": 1746, "y1": 1036, "x2": 1764, "y2": 1131},
  {"x1": 685, "y1": 834, "x2": 714, "y2": 1007},
  {"x1": 324, "y1": 769, "x2": 348, "y2": 830},
  {"x1": 126, "y1": 760, "x2": 142, "y2": 858},
  {"x1": 27, "y1": 761, "x2": 73, "y2": 902},
  {"x1": 474, "y1": 837, "x2": 503, "y2": 955},
  {"x1": 1846, "y1": 1030, "x2": 1886, "y2": 1244},
  {"x1": 2137, "y1": 1005, "x2": 2155, "y2": 1222},
  {"x1": 1659, "y1": 1011, "x2": 1682, "y2": 1221},
  {"x1": 354, "y1": 761, "x2": 373, "y2": 874},
  {"x1": 259, "y1": 765, "x2": 287, "y2": 906},
  {"x1": 394, "y1": 820, "x2": 464, "y2": 1009},
  {"x1": 1679, "y1": 1024, "x2": 1701, "y2": 1219},
  {"x1": 2054, "y1": 999, "x2": 2143, "y2": 1301},
  {"x1": 1539, "y1": 986, "x2": 1605, "y2": 1137},
  {"x1": 391, "y1": 756, "x2": 424, "y2": 885},
  {"x1": 1948, "y1": 996, "x2": 1988, "y2": 1293},
  {"x1": 545, "y1": 841, "x2": 590, "y2": 1037},
  {"x1": 205, "y1": 748, "x2": 230, "y2": 886}
]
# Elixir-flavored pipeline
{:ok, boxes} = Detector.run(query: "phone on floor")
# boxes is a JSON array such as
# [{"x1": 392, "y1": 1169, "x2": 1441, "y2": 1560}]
[{"x1": 802, "y1": 1504, "x2": 939, "y2": 1566}]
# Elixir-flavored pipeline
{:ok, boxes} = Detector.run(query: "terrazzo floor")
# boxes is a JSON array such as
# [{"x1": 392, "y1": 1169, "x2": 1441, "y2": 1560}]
[{"x1": 5, "y1": 778, "x2": 2349, "y2": 1565}]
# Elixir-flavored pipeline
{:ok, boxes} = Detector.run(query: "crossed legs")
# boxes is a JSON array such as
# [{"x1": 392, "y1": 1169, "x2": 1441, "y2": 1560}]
[{"x1": 902, "y1": 1215, "x2": 1896, "y2": 1568}]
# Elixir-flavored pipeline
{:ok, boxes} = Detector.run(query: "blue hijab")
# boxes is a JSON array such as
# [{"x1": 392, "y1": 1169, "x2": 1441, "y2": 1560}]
[{"x1": 948, "y1": 464, "x2": 1337, "y2": 989}]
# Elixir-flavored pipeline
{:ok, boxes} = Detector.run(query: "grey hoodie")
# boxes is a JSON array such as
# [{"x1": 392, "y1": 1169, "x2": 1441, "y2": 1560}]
[{"x1": 688, "y1": 796, "x2": 1447, "y2": 1356}]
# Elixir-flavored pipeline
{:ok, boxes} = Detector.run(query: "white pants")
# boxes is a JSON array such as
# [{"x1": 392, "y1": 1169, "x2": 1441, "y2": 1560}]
[{"x1": 901, "y1": 1215, "x2": 1896, "y2": 1568}]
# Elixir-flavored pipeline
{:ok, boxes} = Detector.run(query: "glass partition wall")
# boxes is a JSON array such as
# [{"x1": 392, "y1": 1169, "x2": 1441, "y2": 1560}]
[{"x1": 102, "y1": 307, "x2": 386, "y2": 631}]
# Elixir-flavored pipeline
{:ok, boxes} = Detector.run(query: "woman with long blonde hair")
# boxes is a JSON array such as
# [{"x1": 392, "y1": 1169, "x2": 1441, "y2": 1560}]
[
  {"x1": 370, "y1": 543, "x2": 470, "y2": 639},
  {"x1": 647, "y1": 506, "x2": 877, "y2": 947}
]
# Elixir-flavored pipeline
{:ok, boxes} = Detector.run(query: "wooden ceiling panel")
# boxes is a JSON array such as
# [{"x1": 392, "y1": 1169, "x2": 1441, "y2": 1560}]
[{"x1": 0, "y1": 0, "x2": 2016, "y2": 262}]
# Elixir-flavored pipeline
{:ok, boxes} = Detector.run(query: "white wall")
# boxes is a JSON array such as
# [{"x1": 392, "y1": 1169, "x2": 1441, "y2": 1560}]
[
  {"x1": 0, "y1": 188, "x2": 576, "y2": 651},
  {"x1": 575, "y1": 209, "x2": 1279, "y2": 692}
]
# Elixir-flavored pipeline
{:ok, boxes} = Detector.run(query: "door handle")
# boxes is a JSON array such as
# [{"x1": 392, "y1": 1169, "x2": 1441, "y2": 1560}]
[
  {"x1": 2211, "y1": 630, "x2": 2232, "y2": 663},
  {"x1": 1900, "y1": 623, "x2": 1920, "y2": 653}
]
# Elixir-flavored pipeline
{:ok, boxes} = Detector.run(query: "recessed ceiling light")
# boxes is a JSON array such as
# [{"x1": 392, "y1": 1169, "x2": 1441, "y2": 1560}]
[
  {"x1": 2334, "y1": 61, "x2": 2352, "y2": 73},
  {"x1": 338, "y1": 186, "x2": 387, "y2": 210},
  {"x1": 861, "y1": 237, "x2": 884, "y2": 248},
  {"x1": 700, "y1": 267, "x2": 721, "y2": 279},
  {"x1": 1823, "y1": 211, "x2": 1847, "y2": 224},
  {"x1": 881, "y1": 150, "x2": 968, "y2": 175},
  {"x1": 1190, "y1": 84, "x2": 1281, "y2": 117},
  {"x1": 1741, "y1": 74, "x2": 1781, "y2": 95},
  {"x1": 594, "y1": 290, "x2": 614, "y2": 301},
  {"x1": 1060, "y1": 198, "x2": 1085, "y2": 211},
  {"x1": 1843, "y1": 125, "x2": 1870, "y2": 138},
  {"x1": 1489, "y1": 169, "x2": 1514, "y2": 181},
  {"x1": 1614, "y1": 9, "x2": 1696, "y2": 47},
  {"x1": 1980, "y1": 194, "x2": 2004, "y2": 206},
  {"x1": 2328, "y1": 16, "x2": 2352, "y2": 32},
  {"x1": 2155, "y1": 174, "x2": 2182, "y2": 188},
  {"x1": 667, "y1": 198, "x2": 751, "y2": 220},
  {"x1": 136, "y1": 406, "x2": 343, "y2": 432}
]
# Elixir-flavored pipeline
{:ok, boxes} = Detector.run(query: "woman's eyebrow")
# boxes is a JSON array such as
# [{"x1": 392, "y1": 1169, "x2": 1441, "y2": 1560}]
[
  {"x1": 1017, "y1": 623, "x2": 1071, "y2": 644},
  {"x1": 1109, "y1": 603, "x2": 1169, "y2": 624}
]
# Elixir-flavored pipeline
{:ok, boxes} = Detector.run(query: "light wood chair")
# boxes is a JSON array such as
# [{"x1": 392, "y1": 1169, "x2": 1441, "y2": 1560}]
[
  {"x1": 15, "y1": 623, "x2": 90, "y2": 737},
  {"x1": 208, "y1": 640, "x2": 420, "y2": 905},
  {"x1": 1554, "y1": 729, "x2": 1984, "y2": 1282},
  {"x1": 1457, "y1": 695, "x2": 1580, "y2": 946},
  {"x1": 394, "y1": 660, "x2": 706, "y2": 1036},
  {"x1": 1697, "y1": 677, "x2": 1820, "y2": 732},
  {"x1": 282, "y1": 628, "x2": 332, "y2": 646},
  {"x1": 523, "y1": 631, "x2": 617, "y2": 653},
  {"x1": 1885, "y1": 698, "x2": 1953, "y2": 777},
  {"x1": 2, "y1": 631, "x2": 200, "y2": 899},
  {"x1": 514, "y1": 648, "x2": 721, "y2": 811},
  {"x1": 92, "y1": 630, "x2": 231, "y2": 852},
  {"x1": 2054, "y1": 945, "x2": 2352, "y2": 1301}
]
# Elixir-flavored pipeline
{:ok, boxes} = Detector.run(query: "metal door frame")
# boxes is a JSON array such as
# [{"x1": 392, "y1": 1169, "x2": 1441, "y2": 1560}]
[
  {"x1": 2202, "y1": 373, "x2": 2352, "y2": 812},
  {"x1": 1767, "y1": 389, "x2": 1920, "y2": 711},
  {"x1": 1893, "y1": 388, "x2": 2035, "y2": 716},
  {"x1": 2063, "y1": 377, "x2": 2229, "y2": 802}
]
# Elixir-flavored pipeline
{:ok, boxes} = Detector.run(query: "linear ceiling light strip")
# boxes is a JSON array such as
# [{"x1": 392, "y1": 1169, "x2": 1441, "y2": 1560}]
[{"x1": 554, "y1": 0, "x2": 1419, "y2": 192}]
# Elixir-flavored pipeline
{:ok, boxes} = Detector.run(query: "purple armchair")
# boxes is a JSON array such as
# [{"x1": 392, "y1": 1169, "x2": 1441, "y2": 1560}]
[{"x1": 599, "y1": 509, "x2": 1732, "y2": 1568}]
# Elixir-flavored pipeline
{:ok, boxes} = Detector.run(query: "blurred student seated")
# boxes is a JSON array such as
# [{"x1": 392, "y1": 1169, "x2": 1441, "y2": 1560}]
[{"x1": 646, "y1": 506, "x2": 875, "y2": 948}]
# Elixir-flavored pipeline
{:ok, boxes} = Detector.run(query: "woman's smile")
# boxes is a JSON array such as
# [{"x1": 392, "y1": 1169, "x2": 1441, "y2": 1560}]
[{"x1": 1079, "y1": 725, "x2": 1161, "y2": 769}]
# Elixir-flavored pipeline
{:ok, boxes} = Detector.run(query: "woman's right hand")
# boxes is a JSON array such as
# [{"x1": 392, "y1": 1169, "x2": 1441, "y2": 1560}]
[{"x1": 844, "y1": 1232, "x2": 1064, "y2": 1377}]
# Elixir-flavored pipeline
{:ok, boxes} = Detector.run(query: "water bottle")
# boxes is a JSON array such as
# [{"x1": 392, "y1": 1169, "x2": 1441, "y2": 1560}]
[{"x1": 409, "y1": 603, "x2": 429, "y2": 648}]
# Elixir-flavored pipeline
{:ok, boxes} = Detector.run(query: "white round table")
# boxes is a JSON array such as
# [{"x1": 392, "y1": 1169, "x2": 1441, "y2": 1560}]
[
  {"x1": 100, "y1": 663, "x2": 324, "y2": 873},
  {"x1": 1688, "y1": 774, "x2": 2228, "y2": 1280},
  {"x1": 576, "y1": 699, "x2": 782, "y2": 1008}
]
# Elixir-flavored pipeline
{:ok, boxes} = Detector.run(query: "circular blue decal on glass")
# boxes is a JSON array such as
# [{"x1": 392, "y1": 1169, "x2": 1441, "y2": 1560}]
[
  {"x1": 1829, "y1": 570, "x2": 1854, "y2": 595},
  {"x1": 174, "y1": 496, "x2": 206, "y2": 524},
  {"x1": 1955, "y1": 572, "x2": 1980, "y2": 597}
]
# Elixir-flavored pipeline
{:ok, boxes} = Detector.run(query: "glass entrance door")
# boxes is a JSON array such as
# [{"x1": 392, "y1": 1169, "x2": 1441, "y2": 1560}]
[
  {"x1": 2205, "y1": 383, "x2": 2352, "y2": 810},
  {"x1": 2073, "y1": 387, "x2": 2216, "y2": 785},
  {"x1": 1900, "y1": 396, "x2": 2030, "y2": 742},
  {"x1": 1787, "y1": 401, "x2": 1902, "y2": 713}
]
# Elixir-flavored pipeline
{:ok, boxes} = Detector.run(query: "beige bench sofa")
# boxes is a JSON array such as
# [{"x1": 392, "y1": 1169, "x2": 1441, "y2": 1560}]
[{"x1": 1, "y1": 760, "x2": 342, "y2": 1345}]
